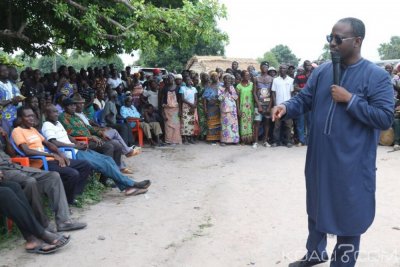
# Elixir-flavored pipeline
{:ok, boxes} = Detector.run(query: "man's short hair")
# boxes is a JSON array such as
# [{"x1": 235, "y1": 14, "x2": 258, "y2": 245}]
[{"x1": 338, "y1": 17, "x2": 365, "y2": 40}]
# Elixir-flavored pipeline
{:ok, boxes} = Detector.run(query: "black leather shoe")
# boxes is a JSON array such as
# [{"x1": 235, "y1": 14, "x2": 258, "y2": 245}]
[
  {"x1": 133, "y1": 180, "x2": 151, "y2": 189},
  {"x1": 288, "y1": 255, "x2": 328, "y2": 267}
]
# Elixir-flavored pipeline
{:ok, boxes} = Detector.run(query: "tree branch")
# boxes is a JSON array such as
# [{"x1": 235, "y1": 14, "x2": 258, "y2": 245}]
[
  {"x1": 63, "y1": 0, "x2": 127, "y2": 31},
  {"x1": 17, "y1": 21, "x2": 28, "y2": 35},
  {"x1": 112, "y1": 0, "x2": 135, "y2": 12},
  {"x1": 0, "y1": 30, "x2": 30, "y2": 42}
]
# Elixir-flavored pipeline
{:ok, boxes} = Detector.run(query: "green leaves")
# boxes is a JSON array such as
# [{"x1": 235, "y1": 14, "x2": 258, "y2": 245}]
[
  {"x1": 0, "y1": 0, "x2": 227, "y2": 58},
  {"x1": 378, "y1": 36, "x2": 400, "y2": 60}
]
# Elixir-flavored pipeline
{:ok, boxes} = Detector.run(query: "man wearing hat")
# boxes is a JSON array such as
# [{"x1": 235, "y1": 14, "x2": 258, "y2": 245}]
[
  {"x1": 267, "y1": 66, "x2": 277, "y2": 78},
  {"x1": 59, "y1": 97, "x2": 134, "y2": 174},
  {"x1": 72, "y1": 94, "x2": 139, "y2": 159},
  {"x1": 42, "y1": 104, "x2": 150, "y2": 196}
]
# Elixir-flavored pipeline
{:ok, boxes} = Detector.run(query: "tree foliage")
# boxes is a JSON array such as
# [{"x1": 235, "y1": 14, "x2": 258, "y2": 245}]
[
  {"x1": 257, "y1": 52, "x2": 279, "y2": 69},
  {"x1": 378, "y1": 36, "x2": 400, "y2": 60},
  {"x1": 37, "y1": 55, "x2": 67, "y2": 73},
  {"x1": 268, "y1": 45, "x2": 300, "y2": 66},
  {"x1": 88, "y1": 55, "x2": 124, "y2": 71},
  {"x1": 0, "y1": 50, "x2": 24, "y2": 68},
  {"x1": 0, "y1": 0, "x2": 227, "y2": 58},
  {"x1": 319, "y1": 44, "x2": 330, "y2": 62},
  {"x1": 138, "y1": 28, "x2": 226, "y2": 72}
]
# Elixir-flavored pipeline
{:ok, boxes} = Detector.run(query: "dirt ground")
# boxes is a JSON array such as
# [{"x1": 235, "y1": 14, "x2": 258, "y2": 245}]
[{"x1": 0, "y1": 144, "x2": 399, "y2": 267}]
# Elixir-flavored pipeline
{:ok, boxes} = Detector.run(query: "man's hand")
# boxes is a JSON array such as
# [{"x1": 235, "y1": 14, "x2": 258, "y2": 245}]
[
  {"x1": 0, "y1": 170, "x2": 3, "y2": 182},
  {"x1": 75, "y1": 142, "x2": 88, "y2": 150},
  {"x1": 61, "y1": 154, "x2": 70, "y2": 166},
  {"x1": 53, "y1": 154, "x2": 66, "y2": 167},
  {"x1": 92, "y1": 136, "x2": 104, "y2": 146},
  {"x1": 272, "y1": 105, "x2": 287, "y2": 122},
  {"x1": 331, "y1": 85, "x2": 352, "y2": 103}
]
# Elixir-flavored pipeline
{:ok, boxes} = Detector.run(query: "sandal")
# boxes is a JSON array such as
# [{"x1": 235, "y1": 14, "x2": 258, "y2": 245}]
[
  {"x1": 26, "y1": 243, "x2": 58, "y2": 255},
  {"x1": 25, "y1": 236, "x2": 70, "y2": 255},
  {"x1": 125, "y1": 188, "x2": 148, "y2": 196},
  {"x1": 53, "y1": 235, "x2": 71, "y2": 249}
]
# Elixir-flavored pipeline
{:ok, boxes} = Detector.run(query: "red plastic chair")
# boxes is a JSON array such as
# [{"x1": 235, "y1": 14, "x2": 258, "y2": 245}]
[
  {"x1": 126, "y1": 118, "x2": 144, "y2": 147},
  {"x1": 73, "y1": 136, "x2": 89, "y2": 145}
]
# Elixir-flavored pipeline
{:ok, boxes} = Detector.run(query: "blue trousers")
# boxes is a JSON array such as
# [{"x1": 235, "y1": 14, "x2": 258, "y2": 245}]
[
  {"x1": 294, "y1": 115, "x2": 306, "y2": 144},
  {"x1": 76, "y1": 150, "x2": 135, "y2": 191},
  {"x1": 306, "y1": 217, "x2": 360, "y2": 267}
]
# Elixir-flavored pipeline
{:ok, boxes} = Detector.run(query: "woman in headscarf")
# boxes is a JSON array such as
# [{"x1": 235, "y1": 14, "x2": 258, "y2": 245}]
[
  {"x1": 161, "y1": 74, "x2": 182, "y2": 145},
  {"x1": 218, "y1": 73, "x2": 240, "y2": 145},
  {"x1": 202, "y1": 71, "x2": 221, "y2": 144}
]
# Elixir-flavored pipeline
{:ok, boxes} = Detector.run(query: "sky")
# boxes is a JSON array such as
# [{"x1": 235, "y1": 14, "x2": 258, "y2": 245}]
[{"x1": 217, "y1": 0, "x2": 398, "y2": 65}]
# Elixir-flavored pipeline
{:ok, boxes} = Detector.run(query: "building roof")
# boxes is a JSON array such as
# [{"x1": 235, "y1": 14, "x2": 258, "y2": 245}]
[{"x1": 185, "y1": 56, "x2": 259, "y2": 73}]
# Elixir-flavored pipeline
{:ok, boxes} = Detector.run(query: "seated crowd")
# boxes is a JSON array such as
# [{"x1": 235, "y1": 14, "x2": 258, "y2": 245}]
[{"x1": 0, "y1": 59, "x2": 398, "y2": 254}]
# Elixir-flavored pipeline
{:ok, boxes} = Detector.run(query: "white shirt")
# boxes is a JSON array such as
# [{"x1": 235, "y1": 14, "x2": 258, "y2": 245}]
[
  {"x1": 271, "y1": 76, "x2": 294, "y2": 105},
  {"x1": 107, "y1": 78, "x2": 122, "y2": 89},
  {"x1": 179, "y1": 86, "x2": 197, "y2": 104},
  {"x1": 42, "y1": 121, "x2": 77, "y2": 158},
  {"x1": 0, "y1": 80, "x2": 15, "y2": 100},
  {"x1": 76, "y1": 112, "x2": 91, "y2": 126},
  {"x1": 93, "y1": 98, "x2": 105, "y2": 109},
  {"x1": 143, "y1": 90, "x2": 158, "y2": 109}
]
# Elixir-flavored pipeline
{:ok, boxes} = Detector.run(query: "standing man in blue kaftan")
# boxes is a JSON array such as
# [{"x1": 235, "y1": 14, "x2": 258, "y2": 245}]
[{"x1": 273, "y1": 18, "x2": 395, "y2": 267}]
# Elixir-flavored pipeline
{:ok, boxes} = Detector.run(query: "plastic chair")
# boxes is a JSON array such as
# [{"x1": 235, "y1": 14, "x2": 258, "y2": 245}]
[
  {"x1": 73, "y1": 136, "x2": 89, "y2": 145},
  {"x1": 10, "y1": 137, "x2": 49, "y2": 170},
  {"x1": 126, "y1": 118, "x2": 144, "y2": 147},
  {"x1": 95, "y1": 109, "x2": 105, "y2": 126}
]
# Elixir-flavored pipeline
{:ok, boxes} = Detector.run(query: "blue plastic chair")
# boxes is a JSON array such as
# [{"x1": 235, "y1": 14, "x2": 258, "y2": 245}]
[
  {"x1": 10, "y1": 137, "x2": 49, "y2": 170},
  {"x1": 95, "y1": 109, "x2": 105, "y2": 126},
  {"x1": 38, "y1": 130, "x2": 77, "y2": 159}
]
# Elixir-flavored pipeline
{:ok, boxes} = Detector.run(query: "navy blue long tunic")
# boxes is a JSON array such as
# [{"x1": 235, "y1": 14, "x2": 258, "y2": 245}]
[{"x1": 283, "y1": 59, "x2": 394, "y2": 236}]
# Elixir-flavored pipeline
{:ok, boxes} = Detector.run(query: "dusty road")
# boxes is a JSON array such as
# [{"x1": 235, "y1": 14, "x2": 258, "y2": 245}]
[{"x1": 1, "y1": 144, "x2": 399, "y2": 267}]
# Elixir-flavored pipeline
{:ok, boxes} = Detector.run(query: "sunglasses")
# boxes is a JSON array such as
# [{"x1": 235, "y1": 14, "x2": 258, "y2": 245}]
[{"x1": 326, "y1": 34, "x2": 356, "y2": 45}]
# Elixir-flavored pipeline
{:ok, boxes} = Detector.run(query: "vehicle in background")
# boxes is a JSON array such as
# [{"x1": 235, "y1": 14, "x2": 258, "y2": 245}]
[{"x1": 129, "y1": 66, "x2": 168, "y2": 77}]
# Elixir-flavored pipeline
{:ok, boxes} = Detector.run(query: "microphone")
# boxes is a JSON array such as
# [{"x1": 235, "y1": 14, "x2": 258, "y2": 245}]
[{"x1": 331, "y1": 51, "x2": 341, "y2": 85}]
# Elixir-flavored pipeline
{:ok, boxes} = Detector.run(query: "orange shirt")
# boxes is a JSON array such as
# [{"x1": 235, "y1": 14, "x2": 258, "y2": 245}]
[{"x1": 12, "y1": 127, "x2": 54, "y2": 169}]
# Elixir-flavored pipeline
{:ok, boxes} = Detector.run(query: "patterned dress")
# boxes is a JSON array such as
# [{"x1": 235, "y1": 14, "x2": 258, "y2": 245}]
[
  {"x1": 218, "y1": 86, "x2": 240, "y2": 144},
  {"x1": 0, "y1": 80, "x2": 20, "y2": 134},
  {"x1": 203, "y1": 85, "x2": 221, "y2": 141},
  {"x1": 179, "y1": 85, "x2": 198, "y2": 136},
  {"x1": 236, "y1": 82, "x2": 254, "y2": 143},
  {"x1": 163, "y1": 90, "x2": 182, "y2": 144},
  {"x1": 196, "y1": 85, "x2": 207, "y2": 137}
]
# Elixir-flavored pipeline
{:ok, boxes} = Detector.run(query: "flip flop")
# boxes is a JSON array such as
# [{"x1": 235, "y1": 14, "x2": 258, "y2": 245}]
[
  {"x1": 125, "y1": 188, "x2": 148, "y2": 196},
  {"x1": 53, "y1": 235, "x2": 71, "y2": 249},
  {"x1": 26, "y1": 243, "x2": 59, "y2": 255}
]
